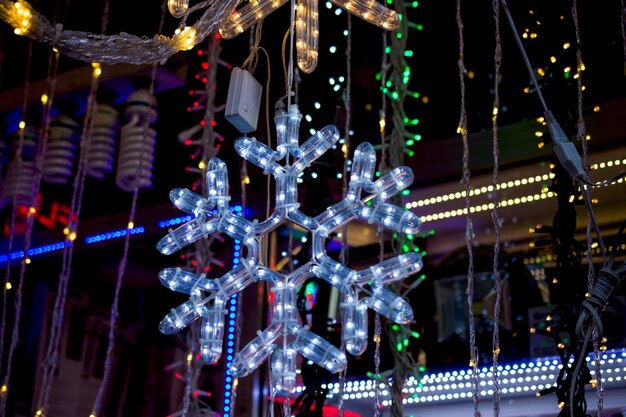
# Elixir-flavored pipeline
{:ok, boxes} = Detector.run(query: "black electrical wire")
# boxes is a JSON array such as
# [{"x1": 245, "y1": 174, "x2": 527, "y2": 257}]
[{"x1": 579, "y1": 171, "x2": 626, "y2": 188}]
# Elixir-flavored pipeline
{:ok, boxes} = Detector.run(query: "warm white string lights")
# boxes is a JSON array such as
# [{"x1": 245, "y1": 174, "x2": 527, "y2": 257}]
[
  {"x1": 0, "y1": 0, "x2": 239, "y2": 65},
  {"x1": 219, "y1": 0, "x2": 398, "y2": 73}
]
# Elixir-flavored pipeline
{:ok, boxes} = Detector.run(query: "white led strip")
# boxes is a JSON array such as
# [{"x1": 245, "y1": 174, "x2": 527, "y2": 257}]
[{"x1": 290, "y1": 349, "x2": 626, "y2": 406}]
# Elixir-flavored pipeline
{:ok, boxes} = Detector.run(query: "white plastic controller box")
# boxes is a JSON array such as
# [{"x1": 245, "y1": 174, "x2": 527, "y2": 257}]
[{"x1": 225, "y1": 67, "x2": 262, "y2": 133}]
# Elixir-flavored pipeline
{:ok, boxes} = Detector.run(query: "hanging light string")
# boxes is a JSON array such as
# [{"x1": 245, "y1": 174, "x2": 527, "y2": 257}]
[
  {"x1": 571, "y1": 1, "x2": 605, "y2": 413},
  {"x1": 1, "y1": 6, "x2": 70, "y2": 411},
  {"x1": 199, "y1": 33, "x2": 237, "y2": 417},
  {"x1": 2, "y1": 48, "x2": 61, "y2": 417},
  {"x1": 90, "y1": 4, "x2": 166, "y2": 417},
  {"x1": 370, "y1": 28, "x2": 389, "y2": 417},
  {"x1": 285, "y1": 6, "x2": 297, "y2": 417},
  {"x1": 0, "y1": 39, "x2": 32, "y2": 416},
  {"x1": 0, "y1": 0, "x2": 240, "y2": 65},
  {"x1": 286, "y1": 0, "x2": 296, "y2": 108},
  {"x1": 336, "y1": 13, "x2": 353, "y2": 417},
  {"x1": 457, "y1": 1, "x2": 481, "y2": 416},
  {"x1": 0, "y1": 37, "x2": 32, "y2": 370},
  {"x1": 490, "y1": 1, "x2": 502, "y2": 416},
  {"x1": 34, "y1": 55, "x2": 99, "y2": 417},
  {"x1": 384, "y1": 0, "x2": 417, "y2": 414}
]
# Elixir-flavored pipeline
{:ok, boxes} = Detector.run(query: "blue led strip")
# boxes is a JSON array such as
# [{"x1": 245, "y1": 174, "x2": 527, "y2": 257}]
[
  {"x1": 223, "y1": 205, "x2": 243, "y2": 417},
  {"x1": 84, "y1": 227, "x2": 145, "y2": 244},
  {"x1": 158, "y1": 215, "x2": 194, "y2": 228},
  {"x1": 1, "y1": 206, "x2": 245, "y2": 266},
  {"x1": 0, "y1": 242, "x2": 66, "y2": 263}
]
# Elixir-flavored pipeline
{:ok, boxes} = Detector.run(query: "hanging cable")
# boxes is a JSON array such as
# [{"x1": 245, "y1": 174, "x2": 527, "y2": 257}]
[
  {"x1": 1, "y1": 39, "x2": 62, "y2": 417},
  {"x1": 0, "y1": 39, "x2": 33, "y2": 417},
  {"x1": 457, "y1": 1, "x2": 481, "y2": 416},
  {"x1": 370, "y1": 27, "x2": 389, "y2": 417},
  {"x1": 572, "y1": 0, "x2": 605, "y2": 413},
  {"x1": 490, "y1": 1, "x2": 502, "y2": 416},
  {"x1": 34, "y1": 45, "x2": 101, "y2": 417},
  {"x1": 91, "y1": 4, "x2": 166, "y2": 416}
]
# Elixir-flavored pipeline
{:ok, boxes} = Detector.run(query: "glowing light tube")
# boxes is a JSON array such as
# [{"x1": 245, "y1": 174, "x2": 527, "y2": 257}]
[
  {"x1": 329, "y1": 0, "x2": 399, "y2": 30},
  {"x1": 271, "y1": 348, "x2": 298, "y2": 394},
  {"x1": 362, "y1": 288, "x2": 413, "y2": 324},
  {"x1": 296, "y1": 0, "x2": 319, "y2": 73},
  {"x1": 200, "y1": 300, "x2": 226, "y2": 363},
  {"x1": 341, "y1": 289, "x2": 368, "y2": 355},
  {"x1": 291, "y1": 323, "x2": 347, "y2": 373},
  {"x1": 219, "y1": 0, "x2": 290, "y2": 39}
]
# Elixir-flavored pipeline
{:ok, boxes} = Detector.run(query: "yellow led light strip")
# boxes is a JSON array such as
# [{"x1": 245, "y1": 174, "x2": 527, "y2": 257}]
[
  {"x1": 420, "y1": 174, "x2": 625, "y2": 224},
  {"x1": 420, "y1": 191, "x2": 554, "y2": 223},
  {"x1": 405, "y1": 157, "x2": 626, "y2": 210},
  {"x1": 406, "y1": 173, "x2": 554, "y2": 209}
]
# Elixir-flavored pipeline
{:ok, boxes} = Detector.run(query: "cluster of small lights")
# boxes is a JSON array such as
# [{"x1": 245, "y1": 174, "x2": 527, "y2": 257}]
[
  {"x1": 84, "y1": 227, "x2": 145, "y2": 244},
  {"x1": 377, "y1": 0, "x2": 425, "y2": 158},
  {"x1": 296, "y1": 349, "x2": 626, "y2": 407},
  {"x1": 223, "y1": 235, "x2": 242, "y2": 417}
]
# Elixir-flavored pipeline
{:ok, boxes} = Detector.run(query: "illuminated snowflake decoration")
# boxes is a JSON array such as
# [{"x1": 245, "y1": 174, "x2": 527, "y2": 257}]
[{"x1": 157, "y1": 104, "x2": 422, "y2": 394}]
